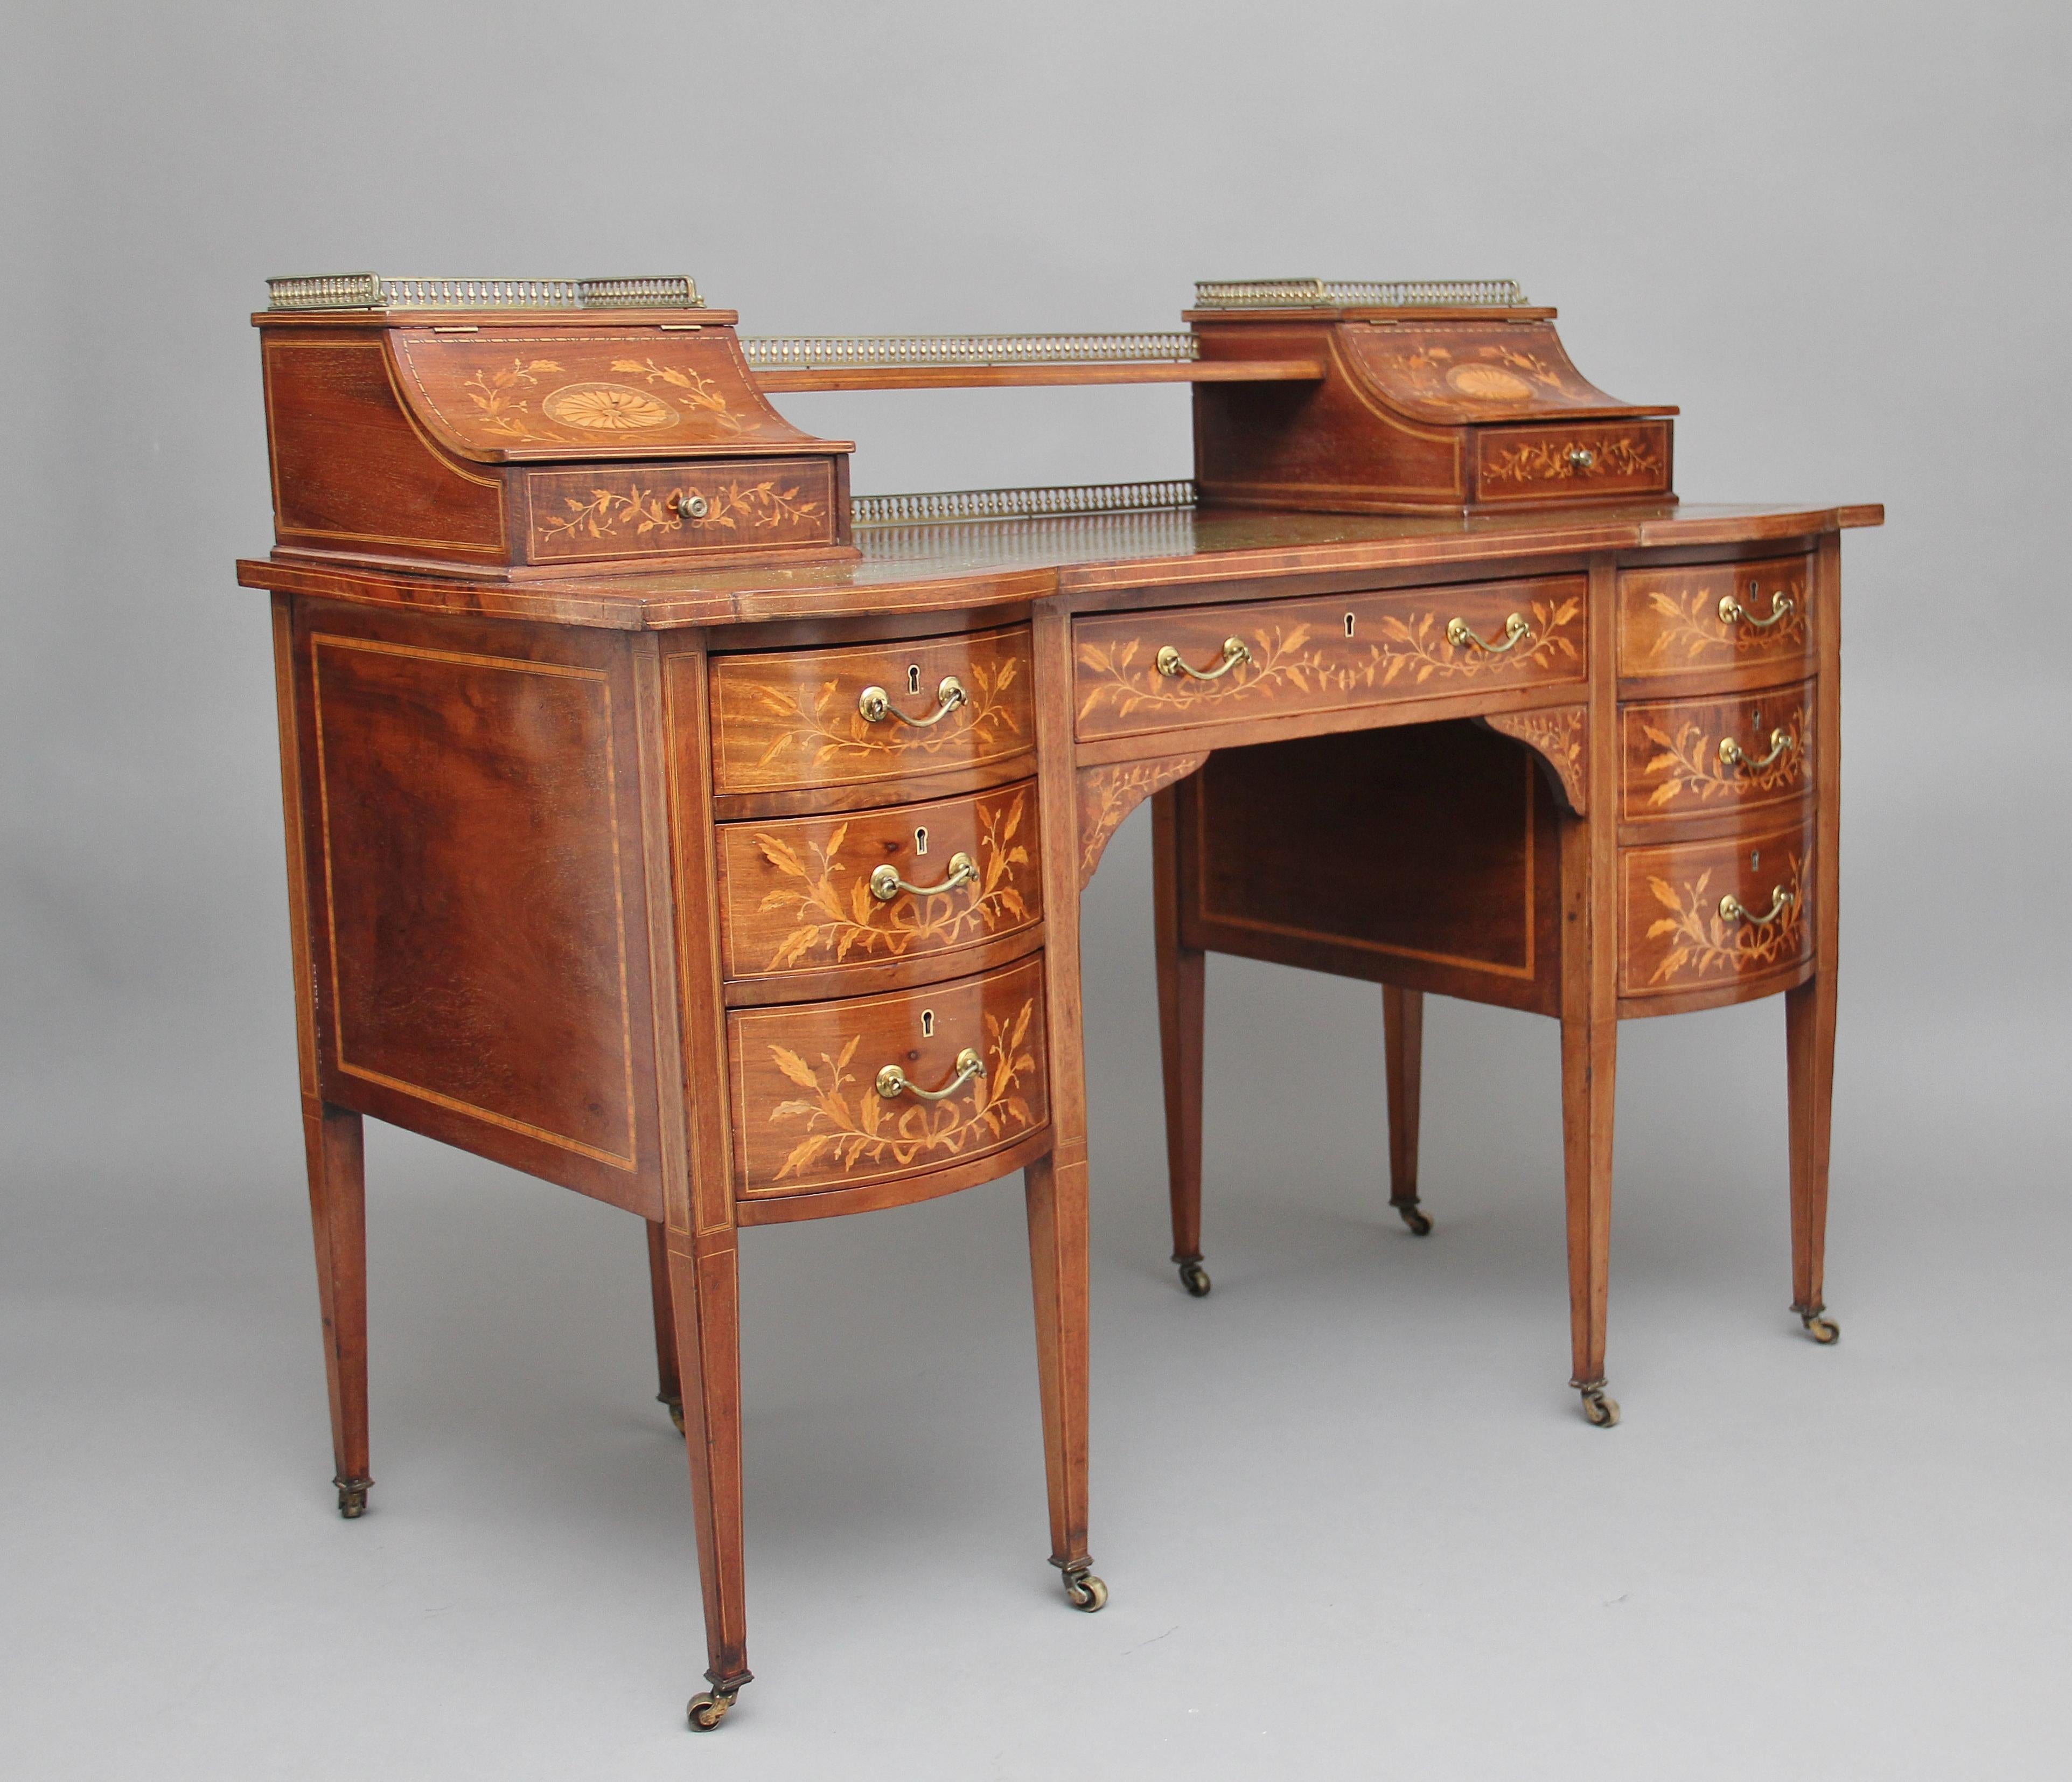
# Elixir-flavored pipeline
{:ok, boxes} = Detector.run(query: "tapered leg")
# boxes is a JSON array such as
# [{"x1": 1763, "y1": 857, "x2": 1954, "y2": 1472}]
[
  {"x1": 1152, "y1": 786, "x2": 1209, "y2": 1296},
  {"x1": 646, "y1": 1220, "x2": 686, "y2": 1432},
  {"x1": 301, "y1": 1101, "x2": 371, "y2": 1514},
  {"x1": 1383, "y1": 985, "x2": 1432, "y2": 1235},
  {"x1": 1785, "y1": 973, "x2": 1840, "y2": 1342},
  {"x1": 1025, "y1": 1153, "x2": 1103, "y2": 1608},
  {"x1": 1559, "y1": 806, "x2": 1620, "y2": 1427},
  {"x1": 669, "y1": 1236, "x2": 752, "y2": 1720}
]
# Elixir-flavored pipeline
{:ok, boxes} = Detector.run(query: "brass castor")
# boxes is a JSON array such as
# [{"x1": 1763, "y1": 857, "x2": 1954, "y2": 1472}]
[
  {"x1": 686, "y1": 1689, "x2": 738, "y2": 1731},
  {"x1": 1177, "y1": 1258, "x2": 1211, "y2": 1298},
  {"x1": 1578, "y1": 1385, "x2": 1621, "y2": 1428},
  {"x1": 334, "y1": 1475, "x2": 372, "y2": 1519},
  {"x1": 1062, "y1": 1565, "x2": 1108, "y2": 1612},
  {"x1": 1800, "y1": 1311, "x2": 1841, "y2": 1345},
  {"x1": 661, "y1": 1393, "x2": 686, "y2": 1436},
  {"x1": 1395, "y1": 1201, "x2": 1433, "y2": 1237}
]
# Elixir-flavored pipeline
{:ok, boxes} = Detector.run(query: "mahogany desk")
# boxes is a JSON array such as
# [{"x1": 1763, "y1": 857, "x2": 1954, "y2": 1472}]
[{"x1": 240, "y1": 276, "x2": 1879, "y2": 1725}]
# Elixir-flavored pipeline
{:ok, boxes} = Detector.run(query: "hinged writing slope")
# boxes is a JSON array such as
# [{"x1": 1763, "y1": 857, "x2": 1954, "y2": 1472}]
[
  {"x1": 1188, "y1": 279, "x2": 1678, "y2": 515},
  {"x1": 255, "y1": 275, "x2": 855, "y2": 575}
]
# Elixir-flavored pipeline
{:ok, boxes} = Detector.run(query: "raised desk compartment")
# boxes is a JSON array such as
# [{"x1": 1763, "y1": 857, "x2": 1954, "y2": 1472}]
[
  {"x1": 1073, "y1": 575, "x2": 1587, "y2": 742},
  {"x1": 716, "y1": 781, "x2": 1042, "y2": 997},
  {"x1": 709, "y1": 625, "x2": 1034, "y2": 797},
  {"x1": 727, "y1": 954, "x2": 1049, "y2": 1199},
  {"x1": 1470, "y1": 419, "x2": 1673, "y2": 504},
  {"x1": 1619, "y1": 679, "x2": 1816, "y2": 824},
  {"x1": 1618, "y1": 555, "x2": 1815, "y2": 685},
  {"x1": 1619, "y1": 808, "x2": 1816, "y2": 1000}
]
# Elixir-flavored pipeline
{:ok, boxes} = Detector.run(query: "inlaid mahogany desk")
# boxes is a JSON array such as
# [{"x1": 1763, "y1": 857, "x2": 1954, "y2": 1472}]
[{"x1": 241, "y1": 274, "x2": 1879, "y2": 1725}]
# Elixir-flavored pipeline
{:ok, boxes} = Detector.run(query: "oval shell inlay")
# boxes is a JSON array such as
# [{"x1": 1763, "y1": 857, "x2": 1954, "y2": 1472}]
[
  {"x1": 542, "y1": 381, "x2": 679, "y2": 431},
  {"x1": 1445, "y1": 363, "x2": 1534, "y2": 402}
]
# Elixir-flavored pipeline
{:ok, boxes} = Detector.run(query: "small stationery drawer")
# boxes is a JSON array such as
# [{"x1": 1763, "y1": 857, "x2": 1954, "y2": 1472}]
[
  {"x1": 524, "y1": 457, "x2": 840, "y2": 563},
  {"x1": 1073, "y1": 575, "x2": 1587, "y2": 742},
  {"x1": 728, "y1": 954, "x2": 1050, "y2": 1198},
  {"x1": 1620, "y1": 679, "x2": 1816, "y2": 823},
  {"x1": 1618, "y1": 556, "x2": 1815, "y2": 683},
  {"x1": 709, "y1": 625, "x2": 1034, "y2": 796},
  {"x1": 1620, "y1": 811, "x2": 1815, "y2": 999},
  {"x1": 1471, "y1": 420, "x2": 1672, "y2": 504},
  {"x1": 716, "y1": 781, "x2": 1042, "y2": 991}
]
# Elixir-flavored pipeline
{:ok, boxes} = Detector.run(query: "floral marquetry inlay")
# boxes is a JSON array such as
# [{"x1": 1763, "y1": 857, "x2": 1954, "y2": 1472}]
[
  {"x1": 1485, "y1": 707, "x2": 1587, "y2": 812},
  {"x1": 1631, "y1": 700, "x2": 1810, "y2": 812},
  {"x1": 758, "y1": 997, "x2": 1045, "y2": 1189},
  {"x1": 1483, "y1": 435, "x2": 1662, "y2": 485},
  {"x1": 1077, "y1": 755, "x2": 1206, "y2": 886},
  {"x1": 1641, "y1": 853, "x2": 1809, "y2": 986}
]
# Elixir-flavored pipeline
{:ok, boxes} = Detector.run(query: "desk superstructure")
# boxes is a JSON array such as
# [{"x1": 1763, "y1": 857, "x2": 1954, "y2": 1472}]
[{"x1": 243, "y1": 274, "x2": 1878, "y2": 1727}]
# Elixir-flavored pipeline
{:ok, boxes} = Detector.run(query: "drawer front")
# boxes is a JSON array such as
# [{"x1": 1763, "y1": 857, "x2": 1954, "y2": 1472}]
[
  {"x1": 717, "y1": 782, "x2": 1042, "y2": 988},
  {"x1": 1620, "y1": 810, "x2": 1815, "y2": 998},
  {"x1": 524, "y1": 457, "x2": 839, "y2": 562},
  {"x1": 710, "y1": 625, "x2": 1034, "y2": 796},
  {"x1": 729, "y1": 955, "x2": 1049, "y2": 1197},
  {"x1": 1474, "y1": 421, "x2": 1672, "y2": 503},
  {"x1": 1073, "y1": 575, "x2": 1586, "y2": 742},
  {"x1": 1620, "y1": 680, "x2": 1816, "y2": 823},
  {"x1": 1618, "y1": 556, "x2": 1814, "y2": 681}
]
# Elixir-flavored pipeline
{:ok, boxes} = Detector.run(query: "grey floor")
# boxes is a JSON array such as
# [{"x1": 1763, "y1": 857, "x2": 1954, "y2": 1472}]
[{"x1": 6, "y1": 681, "x2": 2069, "y2": 1779}]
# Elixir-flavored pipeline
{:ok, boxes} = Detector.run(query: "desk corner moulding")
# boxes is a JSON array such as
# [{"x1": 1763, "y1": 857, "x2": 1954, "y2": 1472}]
[{"x1": 243, "y1": 269, "x2": 1880, "y2": 1727}]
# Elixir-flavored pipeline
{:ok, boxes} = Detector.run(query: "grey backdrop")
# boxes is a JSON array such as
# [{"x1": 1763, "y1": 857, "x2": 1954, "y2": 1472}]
[{"x1": 4, "y1": 2, "x2": 2068, "y2": 1777}]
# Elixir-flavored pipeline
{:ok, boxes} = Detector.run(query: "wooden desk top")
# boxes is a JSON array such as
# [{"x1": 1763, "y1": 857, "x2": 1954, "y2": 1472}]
[{"x1": 240, "y1": 499, "x2": 1882, "y2": 633}]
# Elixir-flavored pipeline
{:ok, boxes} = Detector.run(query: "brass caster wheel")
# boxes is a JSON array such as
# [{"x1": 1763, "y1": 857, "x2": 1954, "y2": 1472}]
[
  {"x1": 1578, "y1": 1386, "x2": 1621, "y2": 1429},
  {"x1": 1801, "y1": 1311, "x2": 1841, "y2": 1345},
  {"x1": 662, "y1": 1394, "x2": 686, "y2": 1436},
  {"x1": 1062, "y1": 1566, "x2": 1108, "y2": 1612},
  {"x1": 1396, "y1": 1202, "x2": 1433, "y2": 1237},
  {"x1": 686, "y1": 1689, "x2": 737, "y2": 1731},
  {"x1": 1177, "y1": 1258, "x2": 1211, "y2": 1298},
  {"x1": 334, "y1": 1475, "x2": 372, "y2": 1519}
]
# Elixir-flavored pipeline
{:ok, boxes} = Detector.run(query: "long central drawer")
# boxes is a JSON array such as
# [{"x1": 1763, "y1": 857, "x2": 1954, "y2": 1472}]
[{"x1": 1073, "y1": 575, "x2": 1587, "y2": 741}]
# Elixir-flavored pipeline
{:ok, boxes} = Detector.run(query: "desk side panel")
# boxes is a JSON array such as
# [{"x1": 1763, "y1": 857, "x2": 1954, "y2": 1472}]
[{"x1": 287, "y1": 598, "x2": 666, "y2": 1216}]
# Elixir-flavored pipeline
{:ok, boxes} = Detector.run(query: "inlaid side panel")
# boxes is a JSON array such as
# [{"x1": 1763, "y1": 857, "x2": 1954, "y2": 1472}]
[
  {"x1": 716, "y1": 781, "x2": 1042, "y2": 990},
  {"x1": 1620, "y1": 680, "x2": 1815, "y2": 822},
  {"x1": 1188, "y1": 722, "x2": 1560, "y2": 1012},
  {"x1": 708, "y1": 625, "x2": 1034, "y2": 796},
  {"x1": 308, "y1": 628, "x2": 640, "y2": 1175},
  {"x1": 728, "y1": 956, "x2": 1050, "y2": 1197},
  {"x1": 1619, "y1": 809, "x2": 1816, "y2": 999}
]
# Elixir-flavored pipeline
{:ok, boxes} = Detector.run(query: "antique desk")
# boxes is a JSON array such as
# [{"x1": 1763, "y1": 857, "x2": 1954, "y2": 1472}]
[{"x1": 241, "y1": 273, "x2": 1879, "y2": 1726}]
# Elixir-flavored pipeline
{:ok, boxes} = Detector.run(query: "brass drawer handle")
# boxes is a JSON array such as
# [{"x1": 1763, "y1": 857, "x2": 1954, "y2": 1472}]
[
  {"x1": 876, "y1": 1046, "x2": 986, "y2": 1102},
  {"x1": 869, "y1": 852, "x2": 978, "y2": 902},
  {"x1": 1156, "y1": 637, "x2": 1252, "y2": 681},
  {"x1": 1718, "y1": 584, "x2": 1795, "y2": 629},
  {"x1": 1567, "y1": 447, "x2": 1597, "y2": 471},
  {"x1": 1718, "y1": 728, "x2": 1796, "y2": 772},
  {"x1": 858, "y1": 676, "x2": 967, "y2": 727},
  {"x1": 1719, "y1": 886, "x2": 1795, "y2": 927},
  {"x1": 1446, "y1": 612, "x2": 1533, "y2": 653},
  {"x1": 671, "y1": 491, "x2": 709, "y2": 520}
]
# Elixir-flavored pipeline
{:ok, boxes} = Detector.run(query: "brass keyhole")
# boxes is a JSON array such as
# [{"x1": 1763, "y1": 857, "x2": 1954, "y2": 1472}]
[
  {"x1": 1344, "y1": 612, "x2": 1356, "y2": 637},
  {"x1": 920, "y1": 1010, "x2": 935, "y2": 1039},
  {"x1": 907, "y1": 664, "x2": 923, "y2": 695},
  {"x1": 914, "y1": 825, "x2": 929, "y2": 856},
  {"x1": 1751, "y1": 850, "x2": 1761, "y2": 871}
]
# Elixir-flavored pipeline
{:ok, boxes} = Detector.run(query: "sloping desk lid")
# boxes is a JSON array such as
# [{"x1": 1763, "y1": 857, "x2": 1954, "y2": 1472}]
[
  {"x1": 386, "y1": 326, "x2": 841, "y2": 463},
  {"x1": 1338, "y1": 320, "x2": 1677, "y2": 425}
]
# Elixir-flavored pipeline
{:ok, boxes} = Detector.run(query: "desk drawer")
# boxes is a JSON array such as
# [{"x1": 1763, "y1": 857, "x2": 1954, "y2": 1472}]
[
  {"x1": 1073, "y1": 575, "x2": 1586, "y2": 742},
  {"x1": 728, "y1": 954, "x2": 1049, "y2": 1198},
  {"x1": 1472, "y1": 420, "x2": 1672, "y2": 504},
  {"x1": 1620, "y1": 810, "x2": 1815, "y2": 999},
  {"x1": 717, "y1": 781, "x2": 1042, "y2": 992},
  {"x1": 524, "y1": 458, "x2": 840, "y2": 563},
  {"x1": 1618, "y1": 556, "x2": 1815, "y2": 683},
  {"x1": 710, "y1": 625, "x2": 1034, "y2": 796},
  {"x1": 1620, "y1": 680, "x2": 1816, "y2": 823}
]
